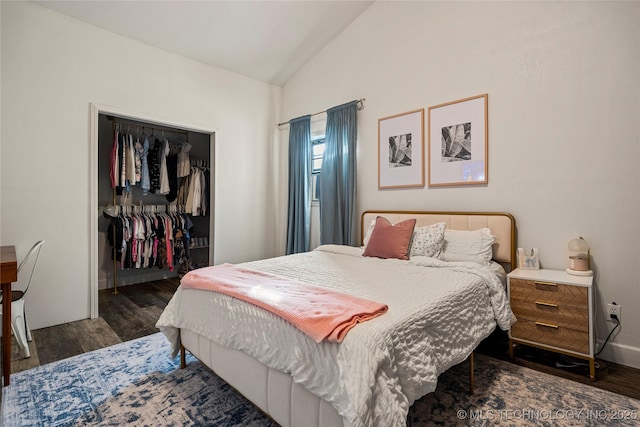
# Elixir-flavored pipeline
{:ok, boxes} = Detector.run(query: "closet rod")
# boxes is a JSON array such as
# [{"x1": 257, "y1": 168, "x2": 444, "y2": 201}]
[
  {"x1": 277, "y1": 98, "x2": 365, "y2": 127},
  {"x1": 111, "y1": 120, "x2": 189, "y2": 136}
]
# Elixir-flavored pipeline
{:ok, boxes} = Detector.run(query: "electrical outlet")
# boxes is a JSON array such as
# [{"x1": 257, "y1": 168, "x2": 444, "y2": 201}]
[{"x1": 607, "y1": 303, "x2": 621, "y2": 322}]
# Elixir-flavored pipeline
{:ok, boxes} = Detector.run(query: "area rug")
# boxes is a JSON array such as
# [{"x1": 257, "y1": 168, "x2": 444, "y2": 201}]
[{"x1": 1, "y1": 333, "x2": 639, "y2": 427}]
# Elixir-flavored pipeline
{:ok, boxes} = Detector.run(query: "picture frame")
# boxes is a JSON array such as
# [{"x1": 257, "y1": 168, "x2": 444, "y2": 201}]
[
  {"x1": 378, "y1": 109, "x2": 425, "y2": 189},
  {"x1": 517, "y1": 248, "x2": 540, "y2": 270},
  {"x1": 428, "y1": 94, "x2": 488, "y2": 187}
]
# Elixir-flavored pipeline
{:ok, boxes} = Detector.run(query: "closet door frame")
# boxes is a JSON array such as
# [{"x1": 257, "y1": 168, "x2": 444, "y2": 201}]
[{"x1": 89, "y1": 103, "x2": 216, "y2": 319}]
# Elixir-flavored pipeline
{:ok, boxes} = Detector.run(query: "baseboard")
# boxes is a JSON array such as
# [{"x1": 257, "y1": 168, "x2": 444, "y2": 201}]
[
  {"x1": 596, "y1": 340, "x2": 640, "y2": 370},
  {"x1": 98, "y1": 270, "x2": 179, "y2": 290}
]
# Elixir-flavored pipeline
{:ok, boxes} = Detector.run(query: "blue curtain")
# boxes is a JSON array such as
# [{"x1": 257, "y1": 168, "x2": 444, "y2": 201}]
[
  {"x1": 319, "y1": 101, "x2": 358, "y2": 246},
  {"x1": 286, "y1": 115, "x2": 312, "y2": 255}
]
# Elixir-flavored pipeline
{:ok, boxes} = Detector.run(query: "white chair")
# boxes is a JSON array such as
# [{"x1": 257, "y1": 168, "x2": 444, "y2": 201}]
[{"x1": 0, "y1": 240, "x2": 45, "y2": 358}]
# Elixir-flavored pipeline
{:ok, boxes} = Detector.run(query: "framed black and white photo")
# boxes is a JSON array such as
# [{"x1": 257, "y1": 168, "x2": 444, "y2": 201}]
[
  {"x1": 428, "y1": 94, "x2": 488, "y2": 186},
  {"x1": 378, "y1": 109, "x2": 425, "y2": 189}
]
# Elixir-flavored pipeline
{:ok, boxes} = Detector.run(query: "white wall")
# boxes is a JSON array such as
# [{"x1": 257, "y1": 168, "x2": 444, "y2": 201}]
[
  {"x1": 0, "y1": 1, "x2": 281, "y2": 328},
  {"x1": 281, "y1": 1, "x2": 640, "y2": 367}
]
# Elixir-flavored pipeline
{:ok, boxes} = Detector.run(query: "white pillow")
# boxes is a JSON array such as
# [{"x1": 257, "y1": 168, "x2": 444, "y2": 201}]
[
  {"x1": 441, "y1": 228, "x2": 496, "y2": 264},
  {"x1": 363, "y1": 219, "x2": 377, "y2": 246},
  {"x1": 409, "y1": 222, "x2": 446, "y2": 258}
]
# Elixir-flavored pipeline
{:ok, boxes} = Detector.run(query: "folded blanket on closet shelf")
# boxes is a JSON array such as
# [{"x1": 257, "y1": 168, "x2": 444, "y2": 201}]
[{"x1": 180, "y1": 263, "x2": 388, "y2": 343}]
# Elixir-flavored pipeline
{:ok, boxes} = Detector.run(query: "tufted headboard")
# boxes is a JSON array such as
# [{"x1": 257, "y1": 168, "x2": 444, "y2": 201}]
[{"x1": 361, "y1": 210, "x2": 517, "y2": 271}]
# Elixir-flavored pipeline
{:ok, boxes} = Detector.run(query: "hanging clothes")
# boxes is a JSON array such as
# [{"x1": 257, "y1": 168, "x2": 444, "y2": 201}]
[
  {"x1": 106, "y1": 124, "x2": 208, "y2": 283},
  {"x1": 141, "y1": 136, "x2": 150, "y2": 195},
  {"x1": 179, "y1": 163, "x2": 208, "y2": 216},
  {"x1": 177, "y1": 173, "x2": 190, "y2": 207},
  {"x1": 109, "y1": 128, "x2": 189, "y2": 197},
  {"x1": 166, "y1": 153, "x2": 179, "y2": 202},
  {"x1": 126, "y1": 134, "x2": 136, "y2": 191},
  {"x1": 193, "y1": 168, "x2": 204, "y2": 215},
  {"x1": 148, "y1": 136, "x2": 161, "y2": 194},
  {"x1": 134, "y1": 137, "x2": 143, "y2": 184},
  {"x1": 119, "y1": 132, "x2": 127, "y2": 192},
  {"x1": 200, "y1": 168, "x2": 209, "y2": 216},
  {"x1": 177, "y1": 142, "x2": 192, "y2": 178},
  {"x1": 110, "y1": 131, "x2": 120, "y2": 189},
  {"x1": 158, "y1": 138, "x2": 171, "y2": 195},
  {"x1": 106, "y1": 206, "x2": 193, "y2": 274}
]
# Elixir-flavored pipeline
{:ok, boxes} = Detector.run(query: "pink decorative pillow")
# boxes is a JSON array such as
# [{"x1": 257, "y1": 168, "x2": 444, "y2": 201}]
[{"x1": 363, "y1": 217, "x2": 416, "y2": 260}]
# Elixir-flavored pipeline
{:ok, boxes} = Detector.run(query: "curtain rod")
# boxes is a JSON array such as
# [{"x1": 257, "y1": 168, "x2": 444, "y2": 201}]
[{"x1": 277, "y1": 98, "x2": 365, "y2": 127}]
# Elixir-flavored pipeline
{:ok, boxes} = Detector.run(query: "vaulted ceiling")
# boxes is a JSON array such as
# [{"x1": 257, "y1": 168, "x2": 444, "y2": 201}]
[{"x1": 34, "y1": 1, "x2": 374, "y2": 86}]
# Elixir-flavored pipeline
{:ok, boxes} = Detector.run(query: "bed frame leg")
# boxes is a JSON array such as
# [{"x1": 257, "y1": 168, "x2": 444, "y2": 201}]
[
  {"x1": 180, "y1": 343, "x2": 186, "y2": 369},
  {"x1": 468, "y1": 352, "x2": 475, "y2": 395}
]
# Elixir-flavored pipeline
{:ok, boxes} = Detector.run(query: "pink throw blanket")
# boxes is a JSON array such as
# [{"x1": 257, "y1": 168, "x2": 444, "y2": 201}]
[{"x1": 180, "y1": 263, "x2": 388, "y2": 343}]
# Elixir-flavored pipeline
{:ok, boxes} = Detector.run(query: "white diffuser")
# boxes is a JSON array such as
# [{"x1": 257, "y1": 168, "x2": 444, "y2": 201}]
[{"x1": 567, "y1": 237, "x2": 593, "y2": 276}]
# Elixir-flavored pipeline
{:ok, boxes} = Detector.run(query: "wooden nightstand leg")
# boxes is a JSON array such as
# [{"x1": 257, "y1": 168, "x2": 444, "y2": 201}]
[
  {"x1": 180, "y1": 343, "x2": 186, "y2": 369},
  {"x1": 469, "y1": 352, "x2": 474, "y2": 395},
  {"x1": 508, "y1": 338, "x2": 514, "y2": 358},
  {"x1": 589, "y1": 359, "x2": 595, "y2": 381}
]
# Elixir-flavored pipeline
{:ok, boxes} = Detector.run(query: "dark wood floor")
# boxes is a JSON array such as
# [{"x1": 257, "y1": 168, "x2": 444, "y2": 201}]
[
  {"x1": 4, "y1": 278, "x2": 640, "y2": 402},
  {"x1": 5, "y1": 278, "x2": 179, "y2": 373},
  {"x1": 476, "y1": 328, "x2": 640, "y2": 400}
]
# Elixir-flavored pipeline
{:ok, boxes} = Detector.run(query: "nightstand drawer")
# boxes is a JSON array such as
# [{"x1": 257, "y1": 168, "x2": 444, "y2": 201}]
[
  {"x1": 509, "y1": 278, "x2": 588, "y2": 309},
  {"x1": 511, "y1": 319, "x2": 589, "y2": 354},
  {"x1": 510, "y1": 300, "x2": 589, "y2": 332}
]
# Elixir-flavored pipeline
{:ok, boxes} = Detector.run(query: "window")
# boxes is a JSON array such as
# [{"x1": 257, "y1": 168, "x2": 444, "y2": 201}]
[
  {"x1": 312, "y1": 137, "x2": 325, "y2": 173},
  {"x1": 311, "y1": 137, "x2": 325, "y2": 201}
]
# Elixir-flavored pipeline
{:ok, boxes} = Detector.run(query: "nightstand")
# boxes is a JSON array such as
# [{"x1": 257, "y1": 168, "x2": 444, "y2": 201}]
[{"x1": 507, "y1": 268, "x2": 595, "y2": 381}]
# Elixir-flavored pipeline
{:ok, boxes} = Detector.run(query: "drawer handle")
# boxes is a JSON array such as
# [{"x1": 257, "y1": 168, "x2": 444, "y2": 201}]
[
  {"x1": 535, "y1": 301, "x2": 558, "y2": 308},
  {"x1": 534, "y1": 281, "x2": 558, "y2": 287},
  {"x1": 535, "y1": 321, "x2": 559, "y2": 329}
]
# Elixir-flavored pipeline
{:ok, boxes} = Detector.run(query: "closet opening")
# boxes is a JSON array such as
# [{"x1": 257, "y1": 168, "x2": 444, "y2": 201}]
[{"x1": 90, "y1": 104, "x2": 215, "y2": 318}]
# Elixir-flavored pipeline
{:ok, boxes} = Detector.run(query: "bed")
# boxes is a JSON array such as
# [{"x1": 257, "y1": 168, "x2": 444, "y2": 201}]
[{"x1": 156, "y1": 210, "x2": 517, "y2": 427}]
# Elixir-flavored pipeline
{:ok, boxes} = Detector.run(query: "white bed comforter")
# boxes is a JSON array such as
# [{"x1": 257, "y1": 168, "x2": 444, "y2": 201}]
[{"x1": 157, "y1": 245, "x2": 515, "y2": 427}]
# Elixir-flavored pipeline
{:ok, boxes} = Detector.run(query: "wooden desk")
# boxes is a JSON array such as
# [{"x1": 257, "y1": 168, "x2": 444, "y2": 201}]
[{"x1": 1, "y1": 246, "x2": 18, "y2": 386}]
